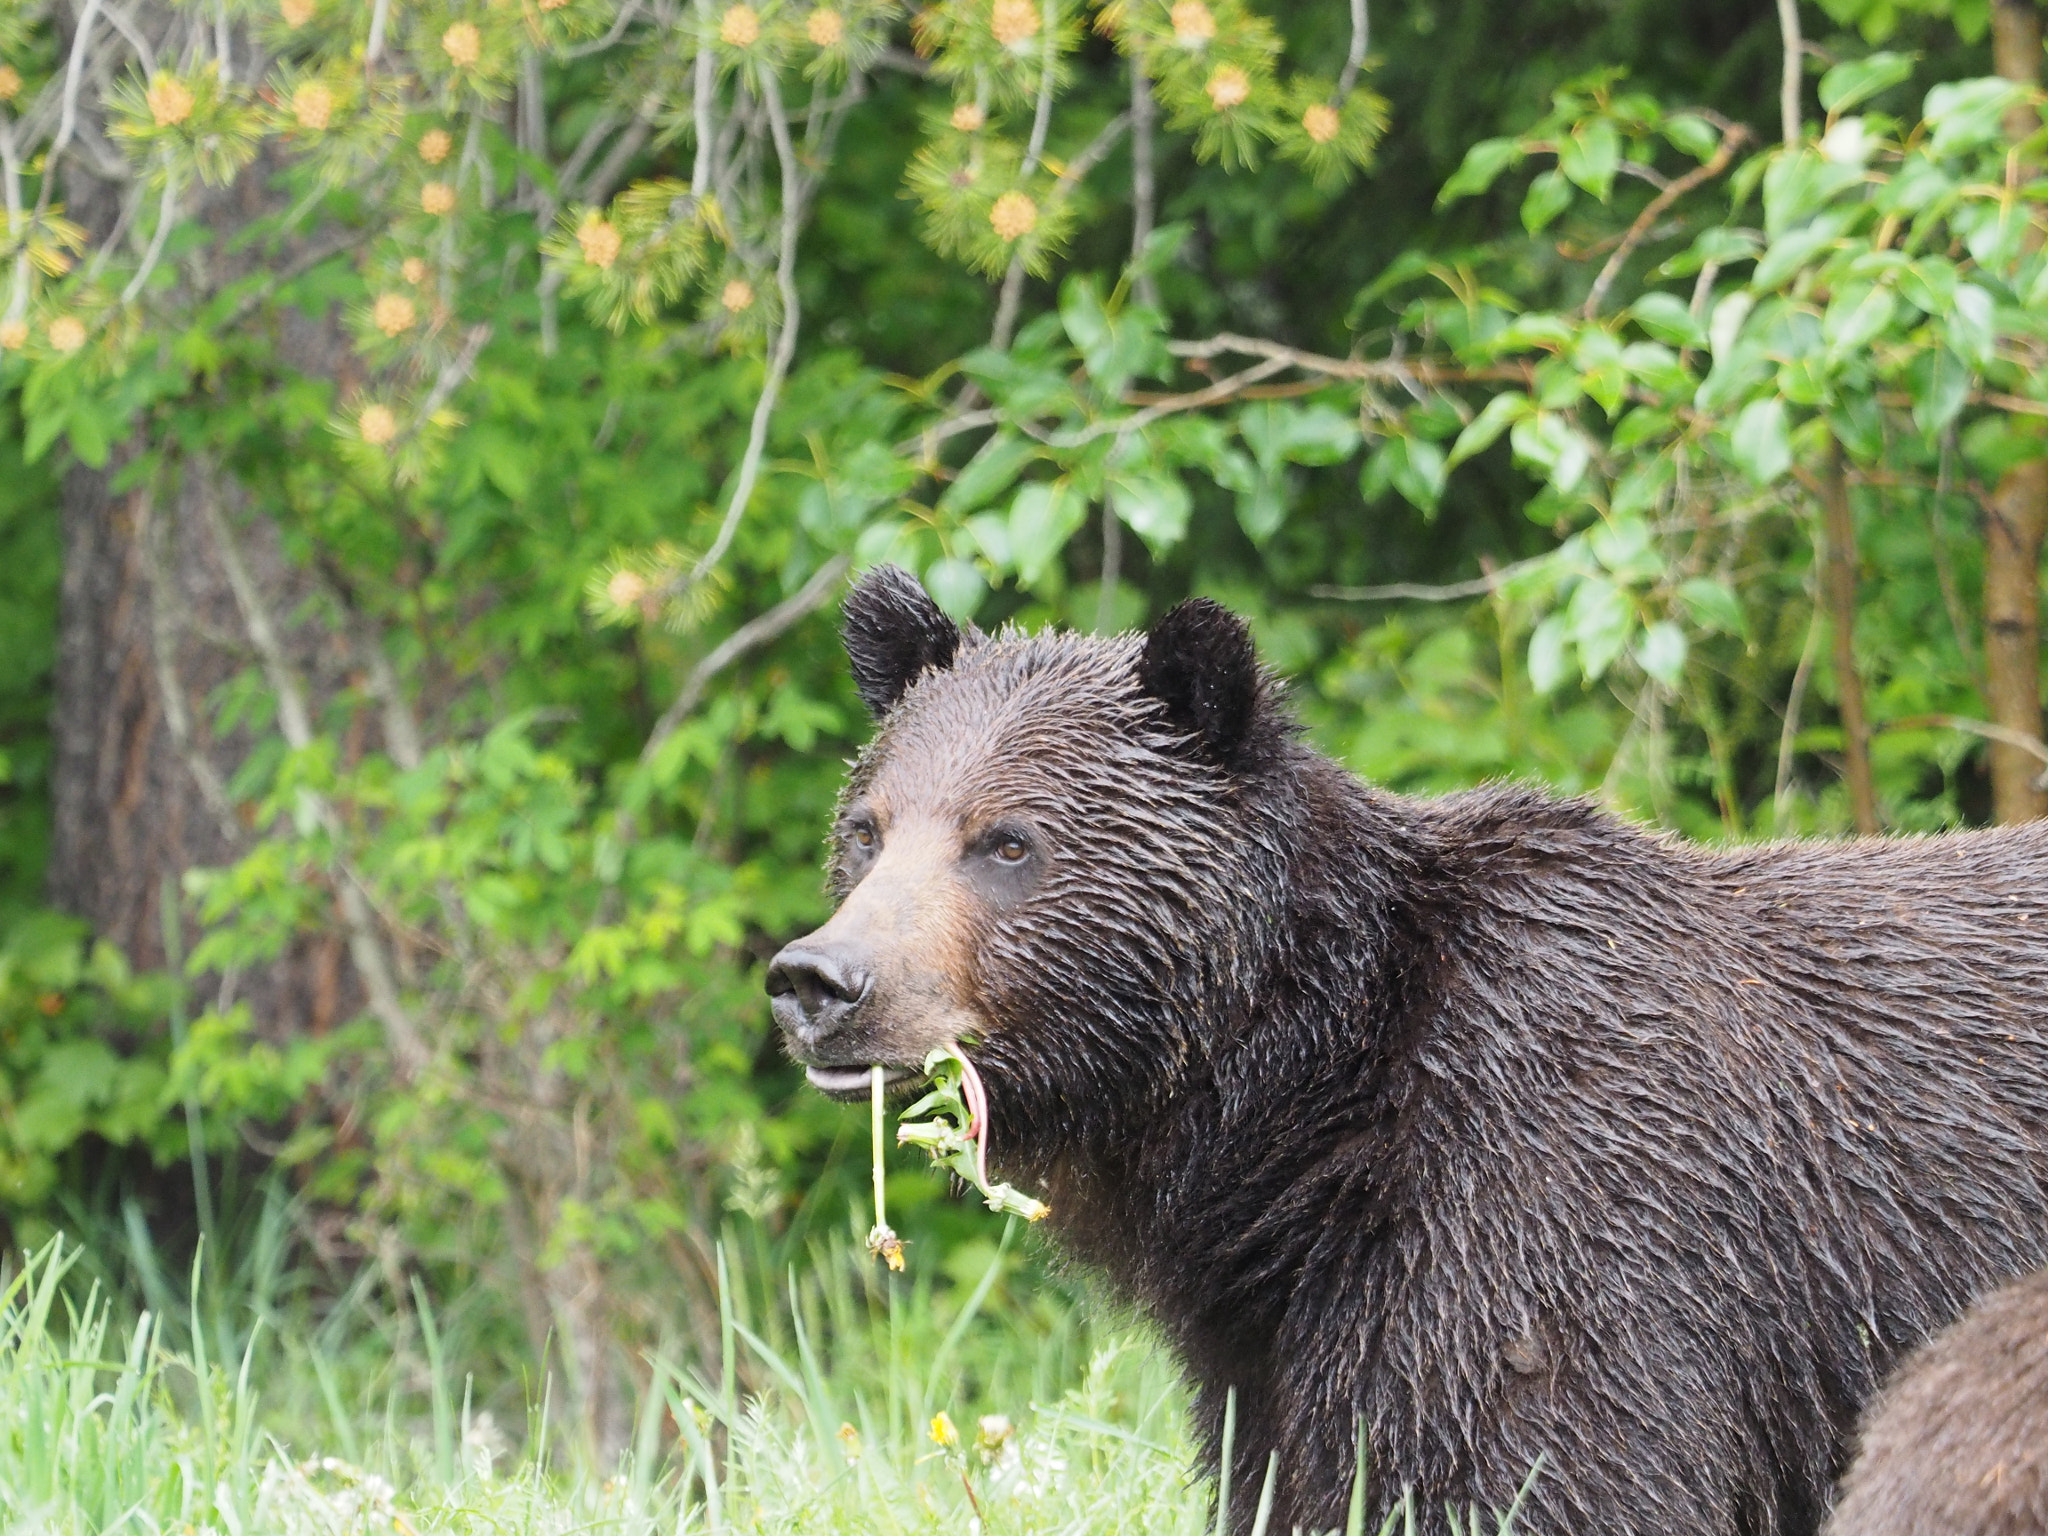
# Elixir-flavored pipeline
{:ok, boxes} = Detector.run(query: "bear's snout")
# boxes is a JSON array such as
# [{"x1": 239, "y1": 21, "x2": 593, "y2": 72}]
[{"x1": 765, "y1": 941, "x2": 873, "y2": 1051}]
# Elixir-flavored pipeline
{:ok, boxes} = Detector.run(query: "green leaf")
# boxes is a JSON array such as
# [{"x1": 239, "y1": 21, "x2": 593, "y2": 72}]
[
  {"x1": 1110, "y1": 471, "x2": 1192, "y2": 553},
  {"x1": 1007, "y1": 481, "x2": 1086, "y2": 586},
  {"x1": 1910, "y1": 346, "x2": 1972, "y2": 438},
  {"x1": 1521, "y1": 169, "x2": 1574, "y2": 234},
  {"x1": 1676, "y1": 577, "x2": 1746, "y2": 638},
  {"x1": 1566, "y1": 576, "x2": 1633, "y2": 680},
  {"x1": 1527, "y1": 613, "x2": 1571, "y2": 695},
  {"x1": 1361, "y1": 435, "x2": 1447, "y2": 514},
  {"x1": 1558, "y1": 118, "x2": 1621, "y2": 201},
  {"x1": 1727, "y1": 397, "x2": 1793, "y2": 484},
  {"x1": 1629, "y1": 293, "x2": 1707, "y2": 349},
  {"x1": 922, "y1": 556, "x2": 986, "y2": 619},
  {"x1": 1447, "y1": 392, "x2": 1532, "y2": 468},
  {"x1": 1753, "y1": 213, "x2": 1852, "y2": 290},
  {"x1": 1509, "y1": 412, "x2": 1591, "y2": 494},
  {"x1": 1661, "y1": 113, "x2": 1722, "y2": 161},
  {"x1": 1944, "y1": 282, "x2": 1997, "y2": 367},
  {"x1": 1925, "y1": 77, "x2": 2025, "y2": 155},
  {"x1": 1635, "y1": 620, "x2": 1688, "y2": 686},
  {"x1": 1437, "y1": 137, "x2": 1525, "y2": 205},
  {"x1": 1818, "y1": 52, "x2": 1914, "y2": 114},
  {"x1": 1822, "y1": 281, "x2": 1898, "y2": 360},
  {"x1": 940, "y1": 432, "x2": 1038, "y2": 516},
  {"x1": 1239, "y1": 400, "x2": 1360, "y2": 470}
]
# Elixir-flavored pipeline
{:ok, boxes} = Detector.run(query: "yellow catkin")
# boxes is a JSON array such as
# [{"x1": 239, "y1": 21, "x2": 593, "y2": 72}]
[
  {"x1": 989, "y1": 190, "x2": 1037, "y2": 241},
  {"x1": 577, "y1": 217, "x2": 622, "y2": 269},
  {"x1": 441, "y1": 22, "x2": 482, "y2": 68},
  {"x1": 1205, "y1": 63, "x2": 1249, "y2": 110},
  {"x1": 719, "y1": 5, "x2": 761, "y2": 45},
  {"x1": 1169, "y1": 0, "x2": 1214, "y2": 45},
  {"x1": 292, "y1": 82, "x2": 334, "y2": 131},
  {"x1": 147, "y1": 74, "x2": 195, "y2": 127},
  {"x1": 990, "y1": 0, "x2": 1039, "y2": 46},
  {"x1": 357, "y1": 404, "x2": 399, "y2": 445},
  {"x1": 1302, "y1": 102, "x2": 1340, "y2": 144},
  {"x1": 372, "y1": 293, "x2": 417, "y2": 337}
]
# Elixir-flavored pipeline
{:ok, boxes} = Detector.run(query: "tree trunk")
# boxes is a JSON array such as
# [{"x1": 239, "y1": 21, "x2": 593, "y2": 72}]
[
  {"x1": 1984, "y1": 0, "x2": 2048, "y2": 824},
  {"x1": 1820, "y1": 442, "x2": 1880, "y2": 834}
]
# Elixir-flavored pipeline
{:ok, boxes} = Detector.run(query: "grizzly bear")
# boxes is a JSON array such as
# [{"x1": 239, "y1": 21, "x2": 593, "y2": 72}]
[
  {"x1": 765, "y1": 566, "x2": 2048, "y2": 1536},
  {"x1": 1827, "y1": 1268, "x2": 2048, "y2": 1536}
]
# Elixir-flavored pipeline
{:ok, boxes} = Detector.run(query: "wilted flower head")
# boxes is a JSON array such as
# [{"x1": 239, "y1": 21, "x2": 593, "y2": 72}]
[
  {"x1": 420, "y1": 181, "x2": 457, "y2": 215},
  {"x1": 1205, "y1": 63, "x2": 1249, "y2": 110},
  {"x1": 442, "y1": 22, "x2": 482, "y2": 67},
  {"x1": 357, "y1": 403, "x2": 399, "y2": 445},
  {"x1": 419, "y1": 129, "x2": 453, "y2": 164},
  {"x1": 47, "y1": 316, "x2": 87, "y2": 353},
  {"x1": 720, "y1": 5, "x2": 761, "y2": 45},
  {"x1": 807, "y1": 8, "x2": 845, "y2": 45},
  {"x1": 989, "y1": 190, "x2": 1037, "y2": 241},
  {"x1": 577, "y1": 215, "x2": 622, "y2": 269},
  {"x1": 147, "y1": 73, "x2": 195, "y2": 127},
  {"x1": 1169, "y1": 0, "x2": 1214, "y2": 45}
]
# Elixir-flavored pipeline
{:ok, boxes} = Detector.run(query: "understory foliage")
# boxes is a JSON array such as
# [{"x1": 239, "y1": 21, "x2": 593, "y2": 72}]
[{"x1": 0, "y1": 0, "x2": 2041, "y2": 1458}]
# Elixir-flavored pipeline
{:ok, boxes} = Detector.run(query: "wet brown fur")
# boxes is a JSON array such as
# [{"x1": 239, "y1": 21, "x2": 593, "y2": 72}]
[
  {"x1": 771, "y1": 567, "x2": 2048, "y2": 1536},
  {"x1": 1827, "y1": 1268, "x2": 2048, "y2": 1536}
]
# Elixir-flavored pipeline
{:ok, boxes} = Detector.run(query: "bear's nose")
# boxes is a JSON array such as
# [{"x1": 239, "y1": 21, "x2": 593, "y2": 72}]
[{"x1": 765, "y1": 943, "x2": 873, "y2": 1047}]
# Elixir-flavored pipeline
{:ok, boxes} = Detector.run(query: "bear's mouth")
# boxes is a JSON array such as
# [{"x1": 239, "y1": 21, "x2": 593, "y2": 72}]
[{"x1": 804, "y1": 1063, "x2": 920, "y2": 1100}]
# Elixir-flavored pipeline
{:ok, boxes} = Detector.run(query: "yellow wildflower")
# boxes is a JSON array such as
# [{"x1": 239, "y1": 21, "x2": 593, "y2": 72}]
[
  {"x1": 807, "y1": 8, "x2": 845, "y2": 45},
  {"x1": 990, "y1": 0, "x2": 1038, "y2": 46},
  {"x1": 442, "y1": 22, "x2": 482, "y2": 67},
  {"x1": 357, "y1": 404, "x2": 399, "y2": 445},
  {"x1": 720, "y1": 278, "x2": 756, "y2": 312},
  {"x1": 1302, "y1": 102, "x2": 1340, "y2": 144},
  {"x1": 372, "y1": 293, "x2": 417, "y2": 336},
  {"x1": 929, "y1": 1411, "x2": 959, "y2": 1448},
  {"x1": 420, "y1": 181, "x2": 457, "y2": 215},
  {"x1": 419, "y1": 129, "x2": 454, "y2": 165},
  {"x1": 951, "y1": 101, "x2": 985, "y2": 131},
  {"x1": 292, "y1": 82, "x2": 334, "y2": 131},
  {"x1": 720, "y1": 5, "x2": 760, "y2": 45},
  {"x1": 47, "y1": 316, "x2": 87, "y2": 353},
  {"x1": 1205, "y1": 63, "x2": 1249, "y2": 110},
  {"x1": 1169, "y1": 0, "x2": 1214, "y2": 45},
  {"x1": 577, "y1": 216, "x2": 622, "y2": 269}
]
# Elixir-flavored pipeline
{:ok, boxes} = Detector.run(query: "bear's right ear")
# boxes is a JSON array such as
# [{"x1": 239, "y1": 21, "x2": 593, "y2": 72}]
[
  {"x1": 842, "y1": 564, "x2": 962, "y2": 716},
  {"x1": 1139, "y1": 597, "x2": 1265, "y2": 766}
]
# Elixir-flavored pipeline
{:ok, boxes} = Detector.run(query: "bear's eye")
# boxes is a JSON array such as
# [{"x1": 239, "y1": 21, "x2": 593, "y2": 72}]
[
  {"x1": 851, "y1": 824, "x2": 876, "y2": 850},
  {"x1": 993, "y1": 834, "x2": 1029, "y2": 864}
]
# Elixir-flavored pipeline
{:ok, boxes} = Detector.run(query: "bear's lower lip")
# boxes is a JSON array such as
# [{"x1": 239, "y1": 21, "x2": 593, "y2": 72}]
[{"x1": 805, "y1": 1064, "x2": 917, "y2": 1098}]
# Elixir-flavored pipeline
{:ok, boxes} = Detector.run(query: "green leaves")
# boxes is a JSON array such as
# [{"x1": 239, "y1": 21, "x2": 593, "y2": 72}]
[
  {"x1": 1008, "y1": 480, "x2": 1086, "y2": 586},
  {"x1": 1438, "y1": 137, "x2": 1525, "y2": 205},
  {"x1": 1728, "y1": 398, "x2": 1793, "y2": 484},
  {"x1": 1819, "y1": 52, "x2": 1915, "y2": 115}
]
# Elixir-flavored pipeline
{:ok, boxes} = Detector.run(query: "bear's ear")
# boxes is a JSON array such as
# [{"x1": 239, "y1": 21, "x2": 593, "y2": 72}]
[
  {"x1": 1138, "y1": 597, "x2": 1267, "y2": 766},
  {"x1": 843, "y1": 564, "x2": 962, "y2": 717}
]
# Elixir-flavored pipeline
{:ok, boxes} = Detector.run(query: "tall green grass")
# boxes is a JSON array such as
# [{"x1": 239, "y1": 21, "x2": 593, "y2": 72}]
[{"x1": 0, "y1": 1224, "x2": 1527, "y2": 1536}]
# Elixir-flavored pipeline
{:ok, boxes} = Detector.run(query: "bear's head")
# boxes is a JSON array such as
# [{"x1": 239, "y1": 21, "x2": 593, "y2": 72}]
[{"x1": 766, "y1": 564, "x2": 1295, "y2": 1161}]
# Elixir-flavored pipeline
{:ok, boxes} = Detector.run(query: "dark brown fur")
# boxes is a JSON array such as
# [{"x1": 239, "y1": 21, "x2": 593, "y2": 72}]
[
  {"x1": 767, "y1": 567, "x2": 2048, "y2": 1536},
  {"x1": 1827, "y1": 1268, "x2": 2048, "y2": 1536}
]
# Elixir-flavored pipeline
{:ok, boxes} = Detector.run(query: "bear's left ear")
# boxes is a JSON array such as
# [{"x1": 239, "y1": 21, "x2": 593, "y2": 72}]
[
  {"x1": 843, "y1": 563, "x2": 962, "y2": 717},
  {"x1": 1138, "y1": 597, "x2": 1269, "y2": 767}
]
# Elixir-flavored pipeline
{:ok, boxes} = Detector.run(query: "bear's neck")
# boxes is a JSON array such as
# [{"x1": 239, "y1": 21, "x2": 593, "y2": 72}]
[{"x1": 1035, "y1": 750, "x2": 1433, "y2": 1370}]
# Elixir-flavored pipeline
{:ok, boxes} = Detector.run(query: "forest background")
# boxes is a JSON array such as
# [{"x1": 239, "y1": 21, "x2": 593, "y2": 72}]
[{"x1": 1, "y1": 0, "x2": 2046, "y2": 1509}]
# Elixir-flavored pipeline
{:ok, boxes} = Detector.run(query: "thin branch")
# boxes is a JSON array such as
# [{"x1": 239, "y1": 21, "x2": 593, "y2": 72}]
[
  {"x1": 565, "y1": 0, "x2": 646, "y2": 58},
  {"x1": 1773, "y1": 605, "x2": 1821, "y2": 834},
  {"x1": 1168, "y1": 331, "x2": 1536, "y2": 388},
  {"x1": 639, "y1": 554, "x2": 852, "y2": 768},
  {"x1": 1020, "y1": 0, "x2": 1058, "y2": 176},
  {"x1": 1130, "y1": 62, "x2": 1158, "y2": 309},
  {"x1": 1050, "y1": 354, "x2": 1292, "y2": 445},
  {"x1": 669, "y1": 68, "x2": 804, "y2": 596},
  {"x1": 197, "y1": 475, "x2": 430, "y2": 1078},
  {"x1": 100, "y1": 0, "x2": 156, "y2": 75},
  {"x1": 1883, "y1": 713, "x2": 2048, "y2": 772},
  {"x1": 1336, "y1": 0, "x2": 1369, "y2": 100},
  {"x1": 1581, "y1": 122, "x2": 1749, "y2": 320},
  {"x1": 39, "y1": 0, "x2": 106, "y2": 221},
  {"x1": 691, "y1": 0, "x2": 716, "y2": 197},
  {"x1": 1310, "y1": 551, "x2": 1555, "y2": 603},
  {"x1": 366, "y1": 0, "x2": 390, "y2": 67},
  {"x1": 1776, "y1": 0, "x2": 1803, "y2": 148},
  {"x1": 120, "y1": 162, "x2": 179, "y2": 303},
  {"x1": 412, "y1": 323, "x2": 492, "y2": 428}
]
